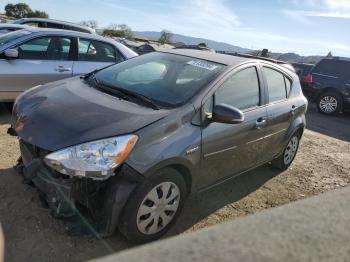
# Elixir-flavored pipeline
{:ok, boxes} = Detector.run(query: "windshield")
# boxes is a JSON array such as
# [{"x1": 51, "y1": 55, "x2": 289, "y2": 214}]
[
  {"x1": 95, "y1": 52, "x2": 225, "y2": 107},
  {"x1": 0, "y1": 30, "x2": 31, "y2": 47}
]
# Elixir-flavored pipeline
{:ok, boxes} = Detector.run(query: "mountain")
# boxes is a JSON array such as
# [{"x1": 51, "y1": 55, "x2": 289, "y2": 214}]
[
  {"x1": 270, "y1": 52, "x2": 323, "y2": 64},
  {"x1": 133, "y1": 31, "x2": 250, "y2": 53}
]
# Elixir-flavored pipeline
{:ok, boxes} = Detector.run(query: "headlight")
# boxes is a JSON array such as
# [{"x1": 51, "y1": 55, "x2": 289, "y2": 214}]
[{"x1": 44, "y1": 135, "x2": 138, "y2": 179}]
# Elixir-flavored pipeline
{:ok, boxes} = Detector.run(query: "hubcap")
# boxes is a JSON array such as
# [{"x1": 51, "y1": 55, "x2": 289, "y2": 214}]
[
  {"x1": 137, "y1": 182, "x2": 180, "y2": 235},
  {"x1": 319, "y1": 96, "x2": 338, "y2": 113},
  {"x1": 284, "y1": 136, "x2": 298, "y2": 165}
]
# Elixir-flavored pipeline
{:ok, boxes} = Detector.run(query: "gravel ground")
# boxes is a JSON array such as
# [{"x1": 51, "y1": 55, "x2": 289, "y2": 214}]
[{"x1": 0, "y1": 103, "x2": 349, "y2": 262}]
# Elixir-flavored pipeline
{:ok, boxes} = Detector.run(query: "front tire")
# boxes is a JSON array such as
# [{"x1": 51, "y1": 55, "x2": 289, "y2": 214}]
[
  {"x1": 272, "y1": 133, "x2": 300, "y2": 170},
  {"x1": 317, "y1": 92, "x2": 342, "y2": 115},
  {"x1": 118, "y1": 168, "x2": 187, "y2": 243}
]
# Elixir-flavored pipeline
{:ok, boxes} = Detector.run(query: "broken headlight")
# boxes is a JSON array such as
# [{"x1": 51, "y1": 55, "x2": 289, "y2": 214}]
[{"x1": 44, "y1": 135, "x2": 138, "y2": 179}]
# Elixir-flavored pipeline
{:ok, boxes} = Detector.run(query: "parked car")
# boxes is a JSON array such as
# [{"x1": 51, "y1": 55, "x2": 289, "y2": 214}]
[
  {"x1": 291, "y1": 62, "x2": 314, "y2": 86},
  {"x1": 12, "y1": 18, "x2": 96, "y2": 34},
  {"x1": 0, "y1": 28, "x2": 138, "y2": 101},
  {"x1": 9, "y1": 49, "x2": 307, "y2": 243},
  {"x1": 0, "y1": 24, "x2": 30, "y2": 35},
  {"x1": 302, "y1": 58, "x2": 350, "y2": 115}
]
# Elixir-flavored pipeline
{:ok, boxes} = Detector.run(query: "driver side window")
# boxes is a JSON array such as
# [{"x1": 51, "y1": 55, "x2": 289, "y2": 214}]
[
  {"x1": 215, "y1": 67, "x2": 260, "y2": 111},
  {"x1": 16, "y1": 36, "x2": 72, "y2": 60}
]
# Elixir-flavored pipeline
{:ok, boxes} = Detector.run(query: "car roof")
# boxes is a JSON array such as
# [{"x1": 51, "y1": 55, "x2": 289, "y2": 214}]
[
  {"x1": 0, "y1": 24, "x2": 29, "y2": 29},
  {"x1": 19, "y1": 27, "x2": 116, "y2": 43},
  {"x1": 13, "y1": 18, "x2": 95, "y2": 33},
  {"x1": 158, "y1": 48, "x2": 254, "y2": 66}
]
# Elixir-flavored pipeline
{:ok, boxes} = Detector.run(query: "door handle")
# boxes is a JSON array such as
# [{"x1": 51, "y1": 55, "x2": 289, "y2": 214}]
[
  {"x1": 291, "y1": 105, "x2": 297, "y2": 115},
  {"x1": 256, "y1": 117, "x2": 267, "y2": 129},
  {"x1": 55, "y1": 66, "x2": 72, "y2": 73}
]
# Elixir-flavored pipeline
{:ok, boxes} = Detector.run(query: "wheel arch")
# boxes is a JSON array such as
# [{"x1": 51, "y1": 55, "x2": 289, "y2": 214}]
[
  {"x1": 142, "y1": 158, "x2": 194, "y2": 195},
  {"x1": 317, "y1": 87, "x2": 344, "y2": 101}
]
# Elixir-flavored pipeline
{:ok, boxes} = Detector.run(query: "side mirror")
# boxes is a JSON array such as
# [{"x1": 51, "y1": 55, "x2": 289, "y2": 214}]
[
  {"x1": 4, "y1": 49, "x2": 19, "y2": 59},
  {"x1": 212, "y1": 104, "x2": 244, "y2": 124}
]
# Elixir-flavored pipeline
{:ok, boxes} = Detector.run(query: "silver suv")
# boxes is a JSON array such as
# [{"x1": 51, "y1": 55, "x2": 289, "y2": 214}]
[{"x1": 0, "y1": 28, "x2": 137, "y2": 101}]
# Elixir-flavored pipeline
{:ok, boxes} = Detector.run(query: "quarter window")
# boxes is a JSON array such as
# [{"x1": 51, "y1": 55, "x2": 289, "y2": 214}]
[
  {"x1": 215, "y1": 67, "x2": 260, "y2": 110},
  {"x1": 285, "y1": 76, "x2": 292, "y2": 97},
  {"x1": 78, "y1": 39, "x2": 121, "y2": 63},
  {"x1": 16, "y1": 36, "x2": 72, "y2": 60},
  {"x1": 263, "y1": 67, "x2": 288, "y2": 103}
]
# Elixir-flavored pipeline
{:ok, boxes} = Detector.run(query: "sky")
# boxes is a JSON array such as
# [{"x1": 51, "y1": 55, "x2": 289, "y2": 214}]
[{"x1": 1, "y1": 0, "x2": 350, "y2": 56}]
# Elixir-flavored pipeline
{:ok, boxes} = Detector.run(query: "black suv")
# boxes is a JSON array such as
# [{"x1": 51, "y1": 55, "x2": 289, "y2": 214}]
[{"x1": 303, "y1": 58, "x2": 350, "y2": 115}]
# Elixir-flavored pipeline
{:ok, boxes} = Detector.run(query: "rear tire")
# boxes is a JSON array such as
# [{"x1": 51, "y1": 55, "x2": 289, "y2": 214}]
[
  {"x1": 317, "y1": 92, "x2": 342, "y2": 115},
  {"x1": 118, "y1": 168, "x2": 187, "y2": 243},
  {"x1": 272, "y1": 133, "x2": 300, "y2": 171}
]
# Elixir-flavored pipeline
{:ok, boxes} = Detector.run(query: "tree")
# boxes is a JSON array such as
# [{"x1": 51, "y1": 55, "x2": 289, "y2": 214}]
[
  {"x1": 79, "y1": 20, "x2": 98, "y2": 29},
  {"x1": 326, "y1": 51, "x2": 333, "y2": 58},
  {"x1": 5, "y1": 3, "x2": 32, "y2": 18},
  {"x1": 159, "y1": 29, "x2": 173, "y2": 45},
  {"x1": 4, "y1": 2, "x2": 49, "y2": 19},
  {"x1": 27, "y1": 10, "x2": 49, "y2": 18},
  {"x1": 103, "y1": 24, "x2": 134, "y2": 39}
]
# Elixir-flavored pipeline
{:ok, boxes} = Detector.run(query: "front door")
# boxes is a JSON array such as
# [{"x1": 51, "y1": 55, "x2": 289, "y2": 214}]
[
  {"x1": 0, "y1": 36, "x2": 73, "y2": 98},
  {"x1": 200, "y1": 66, "x2": 268, "y2": 188}
]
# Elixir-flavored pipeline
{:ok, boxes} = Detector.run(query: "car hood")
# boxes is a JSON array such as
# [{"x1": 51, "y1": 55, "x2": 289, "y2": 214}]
[{"x1": 12, "y1": 77, "x2": 172, "y2": 151}]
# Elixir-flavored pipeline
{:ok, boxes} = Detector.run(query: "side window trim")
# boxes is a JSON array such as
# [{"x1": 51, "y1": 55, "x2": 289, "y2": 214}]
[
  {"x1": 214, "y1": 65, "x2": 263, "y2": 111},
  {"x1": 200, "y1": 63, "x2": 266, "y2": 119},
  {"x1": 12, "y1": 35, "x2": 74, "y2": 61},
  {"x1": 262, "y1": 65, "x2": 291, "y2": 105},
  {"x1": 77, "y1": 37, "x2": 117, "y2": 63}
]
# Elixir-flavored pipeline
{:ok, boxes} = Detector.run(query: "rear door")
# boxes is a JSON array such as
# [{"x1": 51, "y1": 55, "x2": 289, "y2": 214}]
[
  {"x1": 200, "y1": 65, "x2": 268, "y2": 188},
  {"x1": 0, "y1": 35, "x2": 73, "y2": 96},
  {"x1": 72, "y1": 38, "x2": 124, "y2": 75},
  {"x1": 261, "y1": 65, "x2": 295, "y2": 161}
]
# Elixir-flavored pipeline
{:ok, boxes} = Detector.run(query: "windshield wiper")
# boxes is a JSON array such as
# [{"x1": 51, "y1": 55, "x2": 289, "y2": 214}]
[{"x1": 93, "y1": 81, "x2": 160, "y2": 110}]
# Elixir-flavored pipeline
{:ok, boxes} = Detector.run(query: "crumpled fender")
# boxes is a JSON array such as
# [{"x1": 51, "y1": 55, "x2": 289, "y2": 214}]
[{"x1": 98, "y1": 164, "x2": 145, "y2": 236}]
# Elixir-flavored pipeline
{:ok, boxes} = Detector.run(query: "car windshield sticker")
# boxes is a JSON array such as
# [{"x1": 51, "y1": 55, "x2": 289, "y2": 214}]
[{"x1": 187, "y1": 60, "x2": 218, "y2": 71}]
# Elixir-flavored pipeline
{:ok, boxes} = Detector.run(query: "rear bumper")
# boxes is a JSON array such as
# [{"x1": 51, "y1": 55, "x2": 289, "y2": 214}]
[
  {"x1": 18, "y1": 139, "x2": 144, "y2": 236},
  {"x1": 301, "y1": 84, "x2": 320, "y2": 100}
]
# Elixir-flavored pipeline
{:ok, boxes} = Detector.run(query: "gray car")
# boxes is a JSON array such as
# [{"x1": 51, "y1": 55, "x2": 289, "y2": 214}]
[
  {"x1": 10, "y1": 49, "x2": 307, "y2": 243},
  {"x1": 0, "y1": 28, "x2": 137, "y2": 101}
]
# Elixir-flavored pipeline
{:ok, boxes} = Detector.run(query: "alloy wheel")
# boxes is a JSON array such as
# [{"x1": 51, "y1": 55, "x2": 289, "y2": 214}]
[
  {"x1": 284, "y1": 136, "x2": 299, "y2": 165},
  {"x1": 319, "y1": 96, "x2": 338, "y2": 114},
  {"x1": 136, "y1": 182, "x2": 180, "y2": 235}
]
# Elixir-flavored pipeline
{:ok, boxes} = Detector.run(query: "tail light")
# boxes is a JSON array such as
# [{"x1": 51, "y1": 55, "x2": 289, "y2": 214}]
[{"x1": 303, "y1": 73, "x2": 313, "y2": 84}]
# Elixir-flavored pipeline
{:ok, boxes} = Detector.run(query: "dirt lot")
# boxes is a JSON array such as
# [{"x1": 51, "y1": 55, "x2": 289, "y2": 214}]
[{"x1": 0, "y1": 103, "x2": 350, "y2": 262}]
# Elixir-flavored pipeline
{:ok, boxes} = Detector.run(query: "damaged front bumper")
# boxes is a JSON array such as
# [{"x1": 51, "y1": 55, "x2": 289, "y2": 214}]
[{"x1": 16, "y1": 139, "x2": 144, "y2": 236}]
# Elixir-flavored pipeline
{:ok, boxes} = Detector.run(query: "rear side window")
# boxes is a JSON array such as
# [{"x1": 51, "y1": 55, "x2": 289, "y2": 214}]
[
  {"x1": 78, "y1": 39, "x2": 119, "y2": 63},
  {"x1": 314, "y1": 59, "x2": 350, "y2": 79},
  {"x1": 215, "y1": 67, "x2": 260, "y2": 110},
  {"x1": 263, "y1": 67, "x2": 290, "y2": 103},
  {"x1": 285, "y1": 77, "x2": 292, "y2": 97}
]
